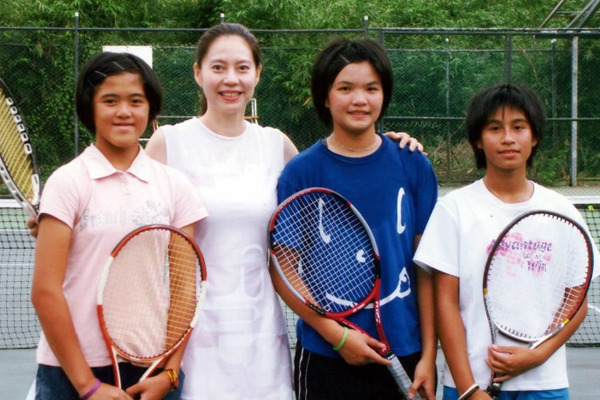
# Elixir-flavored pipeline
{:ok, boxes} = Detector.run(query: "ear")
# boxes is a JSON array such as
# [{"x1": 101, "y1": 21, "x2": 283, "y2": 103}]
[
  {"x1": 255, "y1": 64, "x2": 262, "y2": 86},
  {"x1": 193, "y1": 62, "x2": 202, "y2": 88},
  {"x1": 325, "y1": 98, "x2": 330, "y2": 109},
  {"x1": 532, "y1": 136, "x2": 538, "y2": 148},
  {"x1": 477, "y1": 138, "x2": 483, "y2": 150}
]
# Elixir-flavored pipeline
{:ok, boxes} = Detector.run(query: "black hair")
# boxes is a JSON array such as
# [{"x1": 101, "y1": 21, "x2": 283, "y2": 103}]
[
  {"x1": 195, "y1": 23, "x2": 262, "y2": 115},
  {"x1": 311, "y1": 37, "x2": 393, "y2": 129},
  {"x1": 465, "y1": 83, "x2": 545, "y2": 169},
  {"x1": 75, "y1": 51, "x2": 162, "y2": 133}
]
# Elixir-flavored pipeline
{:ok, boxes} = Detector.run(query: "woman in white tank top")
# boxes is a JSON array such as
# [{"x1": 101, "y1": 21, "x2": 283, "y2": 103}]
[{"x1": 145, "y1": 23, "x2": 297, "y2": 400}]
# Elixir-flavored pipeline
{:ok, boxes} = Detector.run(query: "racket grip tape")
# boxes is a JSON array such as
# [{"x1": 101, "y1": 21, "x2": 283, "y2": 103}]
[{"x1": 387, "y1": 356, "x2": 422, "y2": 400}]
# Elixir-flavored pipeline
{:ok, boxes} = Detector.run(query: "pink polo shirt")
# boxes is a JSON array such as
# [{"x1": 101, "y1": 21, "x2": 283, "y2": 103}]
[{"x1": 36, "y1": 144, "x2": 208, "y2": 367}]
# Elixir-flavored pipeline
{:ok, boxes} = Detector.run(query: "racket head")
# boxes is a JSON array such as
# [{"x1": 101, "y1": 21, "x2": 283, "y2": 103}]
[
  {"x1": 97, "y1": 224, "x2": 206, "y2": 366},
  {"x1": 483, "y1": 210, "x2": 593, "y2": 344},
  {"x1": 268, "y1": 187, "x2": 380, "y2": 318},
  {"x1": 0, "y1": 78, "x2": 41, "y2": 216}
]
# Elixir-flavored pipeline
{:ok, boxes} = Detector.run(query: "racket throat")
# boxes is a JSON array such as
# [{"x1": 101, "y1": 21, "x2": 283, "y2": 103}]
[{"x1": 381, "y1": 349, "x2": 396, "y2": 361}]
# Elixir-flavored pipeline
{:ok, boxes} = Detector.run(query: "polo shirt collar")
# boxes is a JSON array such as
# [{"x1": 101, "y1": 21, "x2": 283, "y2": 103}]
[{"x1": 81, "y1": 144, "x2": 152, "y2": 182}]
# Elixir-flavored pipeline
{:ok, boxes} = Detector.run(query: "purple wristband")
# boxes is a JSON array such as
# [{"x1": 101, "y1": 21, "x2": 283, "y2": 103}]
[{"x1": 80, "y1": 378, "x2": 101, "y2": 400}]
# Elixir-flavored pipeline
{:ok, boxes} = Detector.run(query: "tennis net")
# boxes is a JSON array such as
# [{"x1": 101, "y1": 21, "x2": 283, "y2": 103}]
[{"x1": 1, "y1": 198, "x2": 600, "y2": 349}]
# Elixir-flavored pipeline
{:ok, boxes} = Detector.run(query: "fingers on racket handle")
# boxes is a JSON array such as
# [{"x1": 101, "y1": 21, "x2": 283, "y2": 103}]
[
  {"x1": 486, "y1": 381, "x2": 502, "y2": 399},
  {"x1": 387, "y1": 357, "x2": 422, "y2": 400}
]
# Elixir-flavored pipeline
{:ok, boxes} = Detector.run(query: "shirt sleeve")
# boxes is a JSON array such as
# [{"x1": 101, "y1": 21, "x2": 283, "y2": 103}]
[
  {"x1": 170, "y1": 169, "x2": 208, "y2": 229},
  {"x1": 277, "y1": 162, "x2": 304, "y2": 204},
  {"x1": 413, "y1": 198, "x2": 460, "y2": 276},
  {"x1": 409, "y1": 153, "x2": 439, "y2": 235},
  {"x1": 38, "y1": 166, "x2": 82, "y2": 229}
]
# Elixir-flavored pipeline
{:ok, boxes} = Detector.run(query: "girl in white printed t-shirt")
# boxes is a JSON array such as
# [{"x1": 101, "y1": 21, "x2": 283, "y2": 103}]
[{"x1": 414, "y1": 83, "x2": 600, "y2": 400}]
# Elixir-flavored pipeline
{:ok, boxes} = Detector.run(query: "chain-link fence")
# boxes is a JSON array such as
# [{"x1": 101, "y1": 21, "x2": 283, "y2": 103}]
[
  {"x1": 3, "y1": 22, "x2": 600, "y2": 351},
  {"x1": 1, "y1": 24, "x2": 600, "y2": 192}
]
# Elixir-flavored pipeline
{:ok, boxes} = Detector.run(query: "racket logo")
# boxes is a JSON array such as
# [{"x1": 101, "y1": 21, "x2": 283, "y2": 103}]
[
  {"x1": 318, "y1": 198, "x2": 331, "y2": 244},
  {"x1": 325, "y1": 293, "x2": 356, "y2": 308},
  {"x1": 356, "y1": 249, "x2": 367, "y2": 263},
  {"x1": 397, "y1": 187, "x2": 406, "y2": 235}
]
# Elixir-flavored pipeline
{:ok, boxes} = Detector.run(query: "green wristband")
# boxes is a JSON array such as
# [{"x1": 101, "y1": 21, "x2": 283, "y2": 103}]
[{"x1": 333, "y1": 327, "x2": 348, "y2": 351}]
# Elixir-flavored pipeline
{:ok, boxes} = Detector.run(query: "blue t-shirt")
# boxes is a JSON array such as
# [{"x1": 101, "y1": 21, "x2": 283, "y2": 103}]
[{"x1": 277, "y1": 134, "x2": 438, "y2": 358}]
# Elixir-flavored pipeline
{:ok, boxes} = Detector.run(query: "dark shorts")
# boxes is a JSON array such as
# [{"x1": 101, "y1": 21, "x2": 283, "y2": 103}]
[
  {"x1": 35, "y1": 363, "x2": 185, "y2": 400},
  {"x1": 293, "y1": 341, "x2": 422, "y2": 400}
]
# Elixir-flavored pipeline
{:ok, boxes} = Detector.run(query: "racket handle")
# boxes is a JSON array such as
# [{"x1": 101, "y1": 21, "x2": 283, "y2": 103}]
[
  {"x1": 486, "y1": 381, "x2": 502, "y2": 399},
  {"x1": 387, "y1": 356, "x2": 422, "y2": 400}
]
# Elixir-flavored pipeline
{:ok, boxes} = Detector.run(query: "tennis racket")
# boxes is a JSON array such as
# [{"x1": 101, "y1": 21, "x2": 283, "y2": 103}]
[
  {"x1": 0, "y1": 78, "x2": 41, "y2": 217},
  {"x1": 268, "y1": 187, "x2": 421, "y2": 400},
  {"x1": 97, "y1": 224, "x2": 206, "y2": 388},
  {"x1": 483, "y1": 210, "x2": 593, "y2": 399}
]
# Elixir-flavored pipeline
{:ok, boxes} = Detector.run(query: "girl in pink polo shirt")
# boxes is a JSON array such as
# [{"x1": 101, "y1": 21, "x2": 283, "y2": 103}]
[{"x1": 31, "y1": 52, "x2": 207, "y2": 400}]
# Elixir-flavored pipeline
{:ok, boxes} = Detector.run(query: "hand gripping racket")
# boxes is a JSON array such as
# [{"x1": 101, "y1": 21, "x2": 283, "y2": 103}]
[
  {"x1": 97, "y1": 224, "x2": 207, "y2": 388},
  {"x1": 269, "y1": 187, "x2": 421, "y2": 400},
  {"x1": 0, "y1": 78, "x2": 41, "y2": 217},
  {"x1": 483, "y1": 210, "x2": 593, "y2": 399}
]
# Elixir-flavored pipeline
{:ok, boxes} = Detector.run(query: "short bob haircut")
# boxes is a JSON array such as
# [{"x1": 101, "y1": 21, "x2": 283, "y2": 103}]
[
  {"x1": 75, "y1": 51, "x2": 162, "y2": 134},
  {"x1": 465, "y1": 83, "x2": 545, "y2": 170},
  {"x1": 311, "y1": 37, "x2": 393, "y2": 129}
]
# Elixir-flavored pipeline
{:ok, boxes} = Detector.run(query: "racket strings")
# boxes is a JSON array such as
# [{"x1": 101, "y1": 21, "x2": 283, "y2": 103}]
[
  {"x1": 485, "y1": 213, "x2": 592, "y2": 341},
  {"x1": 101, "y1": 228, "x2": 201, "y2": 359},
  {"x1": 164, "y1": 235, "x2": 201, "y2": 348},
  {"x1": 272, "y1": 192, "x2": 376, "y2": 314},
  {"x1": 0, "y1": 91, "x2": 36, "y2": 201}
]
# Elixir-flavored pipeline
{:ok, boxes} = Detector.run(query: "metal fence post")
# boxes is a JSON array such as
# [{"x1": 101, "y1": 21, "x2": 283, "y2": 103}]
[
  {"x1": 504, "y1": 34, "x2": 512, "y2": 83},
  {"x1": 551, "y1": 39, "x2": 557, "y2": 149},
  {"x1": 74, "y1": 12, "x2": 80, "y2": 157},
  {"x1": 363, "y1": 16, "x2": 369, "y2": 39},
  {"x1": 377, "y1": 27, "x2": 385, "y2": 133},
  {"x1": 445, "y1": 37, "x2": 451, "y2": 179},
  {"x1": 571, "y1": 35, "x2": 579, "y2": 186}
]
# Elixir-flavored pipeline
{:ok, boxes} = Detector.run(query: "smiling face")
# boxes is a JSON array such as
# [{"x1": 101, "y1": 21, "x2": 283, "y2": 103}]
[
  {"x1": 326, "y1": 61, "x2": 383, "y2": 138},
  {"x1": 194, "y1": 34, "x2": 261, "y2": 119},
  {"x1": 93, "y1": 72, "x2": 149, "y2": 157},
  {"x1": 478, "y1": 106, "x2": 537, "y2": 175}
]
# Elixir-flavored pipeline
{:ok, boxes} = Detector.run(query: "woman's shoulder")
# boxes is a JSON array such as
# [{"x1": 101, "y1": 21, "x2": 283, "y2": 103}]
[
  {"x1": 159, "y1": 118, "x2": 200, "y2": 137},
  {"x1": 247, "y1": 122, "x2": 286, "y2": 140}
]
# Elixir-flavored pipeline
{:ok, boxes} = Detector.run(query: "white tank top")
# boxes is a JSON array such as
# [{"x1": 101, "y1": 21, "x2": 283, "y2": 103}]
[{"x1": 162, "y1": 118, "x2": 293, "y2": 400}]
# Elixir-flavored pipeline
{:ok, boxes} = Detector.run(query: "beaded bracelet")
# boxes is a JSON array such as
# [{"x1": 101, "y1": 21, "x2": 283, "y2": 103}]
[
  {"x1": 333, "y1": 327, "x2": 348, "y2": 351},
  {"x1": 80, "y1": 378, "x2": 101, "y2": 400},
  {"x1": 458, "y1": 383, "x2": 479, "y2": 400},
  {"x1": 165, "y1": 369, "x2": 179, "y2": 391}
]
